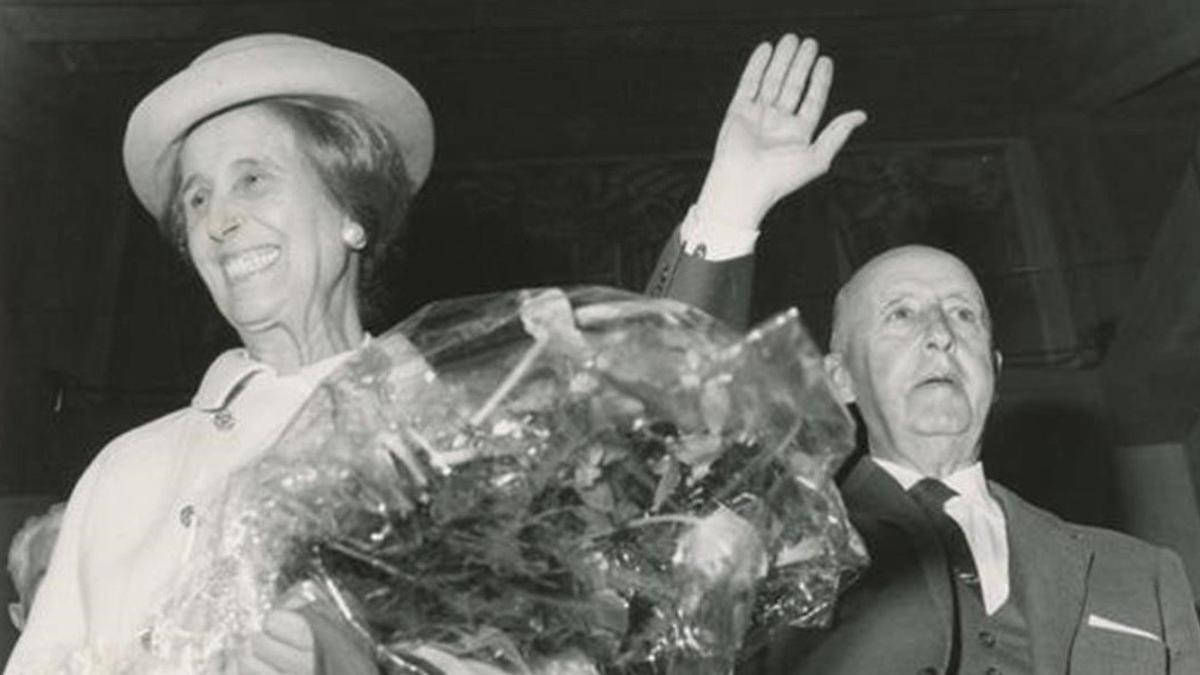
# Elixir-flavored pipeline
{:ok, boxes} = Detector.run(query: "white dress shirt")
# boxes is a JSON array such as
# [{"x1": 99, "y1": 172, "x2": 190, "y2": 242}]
[
  {"x1": 679, "y1": 203, "x2": 760, "y2": 261},
  {"x1": 7, "y1": 346, "x2": 359, "y2": 673},
  {"x1": 873, "y1": 457, "x2": 1011, "y2": 614}
]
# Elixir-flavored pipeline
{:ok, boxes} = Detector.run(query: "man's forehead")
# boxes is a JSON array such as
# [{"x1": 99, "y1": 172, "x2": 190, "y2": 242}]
[{"x1": 846, "y1": 246, "x2": 986, "y2": 307}]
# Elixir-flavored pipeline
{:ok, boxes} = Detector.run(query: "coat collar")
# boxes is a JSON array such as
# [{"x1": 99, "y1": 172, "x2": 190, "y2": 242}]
[
  {"x1": 191, "y1": 348, "x2": 269, "y2": 411},
  {"x1": 842, "y1": 458, "x2": 957, "y2": 650},
  {"x1": 991, "y1": 482, "x2": 1093, "y2": 675},
  {"x1": 191, "y1": 341, "x2": 369, "y2": 411}
]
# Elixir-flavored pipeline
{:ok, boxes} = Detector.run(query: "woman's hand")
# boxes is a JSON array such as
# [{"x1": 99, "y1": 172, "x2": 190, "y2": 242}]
[
  {"x1": 238, "y1": 609, "x2": 317, "y2": 674},
  {"x1": 695, "y1": 33, "x2": 868, "y2": 233},
  {"x1": 237, "y1": 583, "x2": 376, "y2": 675}
]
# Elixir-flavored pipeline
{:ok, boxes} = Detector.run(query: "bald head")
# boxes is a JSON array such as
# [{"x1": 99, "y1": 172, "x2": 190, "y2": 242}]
[
  {"x1": 830, "y1": 245, "x2": 990, "y2": 355},
  {"x1": 823, "y1": 245, "x2": 998, "y2": 476}
]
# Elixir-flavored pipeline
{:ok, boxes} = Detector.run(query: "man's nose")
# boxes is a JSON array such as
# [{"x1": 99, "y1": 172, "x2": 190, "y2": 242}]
[
  {"x1": 923, "y1": 308, "x2": 955, "y2": 351},
  {"x1": 204, "y1": 210, "x2": 243, "y2": 241}
]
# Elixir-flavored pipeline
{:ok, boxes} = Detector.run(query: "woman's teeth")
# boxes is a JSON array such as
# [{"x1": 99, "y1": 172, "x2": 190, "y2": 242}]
[{"x1": 223, "y1": 247, "x2": 280, "y2": 280}]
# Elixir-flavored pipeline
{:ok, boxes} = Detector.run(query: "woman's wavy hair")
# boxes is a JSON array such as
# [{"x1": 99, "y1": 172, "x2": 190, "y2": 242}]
[{"x1": 160, "y1": 94, "x2": 415, "y2": 322}]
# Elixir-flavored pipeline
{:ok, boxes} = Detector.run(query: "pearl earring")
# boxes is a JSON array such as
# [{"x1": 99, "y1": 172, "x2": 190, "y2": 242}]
[{"x1": 341, "y1": 223, "x2": 367, "y2": 250}]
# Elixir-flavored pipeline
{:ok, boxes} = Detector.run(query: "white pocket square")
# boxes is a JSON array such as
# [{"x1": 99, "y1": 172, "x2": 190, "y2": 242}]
[{"x1": 1087, "y1": 614, "x2": 1161, "y2": 642}]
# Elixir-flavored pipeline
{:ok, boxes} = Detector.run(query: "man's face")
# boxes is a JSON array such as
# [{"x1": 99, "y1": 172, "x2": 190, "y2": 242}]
[{"x1": 829, "y1": 247, "x2": 997, "y2": 467}]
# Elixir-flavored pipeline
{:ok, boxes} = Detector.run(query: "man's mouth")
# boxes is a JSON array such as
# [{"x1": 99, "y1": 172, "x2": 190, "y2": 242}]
[
  {"x1": 222, "y1": 246, "x2": 280, "y2": 281},
  {"x1": 915, "y1": 372, "x2": 961, "y2": 389}
]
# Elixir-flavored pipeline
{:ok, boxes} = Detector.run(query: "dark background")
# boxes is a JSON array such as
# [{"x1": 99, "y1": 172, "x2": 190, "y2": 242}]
[{"x1": 3, "y1": 0, "x2": 1200, "y2": 619}]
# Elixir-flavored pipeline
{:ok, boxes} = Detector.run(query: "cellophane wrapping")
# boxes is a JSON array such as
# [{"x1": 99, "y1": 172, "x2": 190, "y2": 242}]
[{"x1": 139, "y1": 287, "x2": 866, "y2": 674}]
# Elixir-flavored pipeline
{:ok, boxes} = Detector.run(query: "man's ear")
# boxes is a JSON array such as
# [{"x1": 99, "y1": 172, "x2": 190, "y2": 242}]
[{"x1": 824, "y1": 352, "x2": 857, "y2": 405}]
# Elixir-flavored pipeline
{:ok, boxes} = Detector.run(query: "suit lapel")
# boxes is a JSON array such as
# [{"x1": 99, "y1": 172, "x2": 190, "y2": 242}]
[
  {"x1": 994, "y1": 483, "x2": 1094, "y2": 675},
  {"x1": 843, "y1": 460, "x2": 956, "y2": 641}
]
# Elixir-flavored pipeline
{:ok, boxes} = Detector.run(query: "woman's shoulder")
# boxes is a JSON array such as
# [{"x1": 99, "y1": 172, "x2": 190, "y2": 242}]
[{"x1": 86, "y1": 406, "x2": 198, "y2": 481}]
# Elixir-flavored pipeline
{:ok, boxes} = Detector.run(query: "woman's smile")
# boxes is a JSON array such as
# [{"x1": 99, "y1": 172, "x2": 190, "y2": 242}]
[{"x1": 221, "y1": 245, "x2": 281, "y2": 282}]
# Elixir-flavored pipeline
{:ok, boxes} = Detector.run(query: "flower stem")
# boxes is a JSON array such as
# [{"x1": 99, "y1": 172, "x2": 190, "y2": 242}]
[{"x1": 470, "y1": 338, "x2": 548, "y2": 426}]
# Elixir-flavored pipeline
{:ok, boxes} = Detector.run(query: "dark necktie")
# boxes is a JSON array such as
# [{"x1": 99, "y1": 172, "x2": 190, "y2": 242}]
[{"x1": 908, "y1": 478, "x2": 981, "y2": 595}]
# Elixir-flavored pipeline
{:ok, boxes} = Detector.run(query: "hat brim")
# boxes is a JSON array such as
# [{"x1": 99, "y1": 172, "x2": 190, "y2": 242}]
[{"x1": 122, "y1": 34, "x2": 434, "y2": 220}]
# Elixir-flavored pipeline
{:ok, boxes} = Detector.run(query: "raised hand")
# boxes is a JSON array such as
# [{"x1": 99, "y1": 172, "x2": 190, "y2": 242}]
[{"x1": 696, "y1": 34, "x2": 867, "y2": 232}]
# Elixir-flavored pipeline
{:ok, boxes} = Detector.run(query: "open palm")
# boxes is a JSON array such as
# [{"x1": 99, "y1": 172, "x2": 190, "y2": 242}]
[{"x1": 698, "y1": 35, "x2": 867, "y2": 229}]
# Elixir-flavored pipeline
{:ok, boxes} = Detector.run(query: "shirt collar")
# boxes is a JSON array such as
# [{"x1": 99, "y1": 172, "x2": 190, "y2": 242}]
[
  {"x1": 191, "y1": 336, "x2": 370, "y2": 411},
  {"x1": 191, "y1": 348, "x2": 269, "y2": 411},
  {"x1": 872, "y1": 456, "x2": 991, "y2": 504}
]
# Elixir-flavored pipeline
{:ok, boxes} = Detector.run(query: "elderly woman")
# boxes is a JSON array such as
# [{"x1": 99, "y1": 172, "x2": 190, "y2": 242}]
[{"x1": 7, "y1": 31, "x2": 861, "y2": 674}]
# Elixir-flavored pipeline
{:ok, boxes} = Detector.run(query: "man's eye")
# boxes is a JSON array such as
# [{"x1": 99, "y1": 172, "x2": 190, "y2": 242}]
[
  {"x1": 886, "y1": 306, "x2": 914, "y2": 322},
  {"x1": 186, "y1": 191, "x2": 207, "y2": 210},
  {"x1": 953, "y1": 307, "x2": 978, "y2": 323}
]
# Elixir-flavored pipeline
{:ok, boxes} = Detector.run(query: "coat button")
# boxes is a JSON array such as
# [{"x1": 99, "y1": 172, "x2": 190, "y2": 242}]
[
  {"x1": 917, "y1": 668, "x2": 938, "y2": 675},
  {"x1": 985, "y1": 668, "x2": 1002, "y2": 675},
  {"x1": 179, "y1": 504, "x2": 196, "y2": 528},
  {"x1": 213, "y1": 408, "x2": 235, "y2": 430},
  {"x1": 979, "y1": 630, "x2": 997, "y2": 647}
]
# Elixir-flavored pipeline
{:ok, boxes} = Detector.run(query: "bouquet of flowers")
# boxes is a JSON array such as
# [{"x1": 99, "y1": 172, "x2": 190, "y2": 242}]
[{"x1": 142, "y1": 287, "x2": 866, "y2": 674}]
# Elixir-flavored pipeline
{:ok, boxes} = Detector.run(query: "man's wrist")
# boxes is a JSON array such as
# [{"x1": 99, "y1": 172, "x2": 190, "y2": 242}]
[{"x1": 679, "y1": 202, "x2": 761, "y2": 261}]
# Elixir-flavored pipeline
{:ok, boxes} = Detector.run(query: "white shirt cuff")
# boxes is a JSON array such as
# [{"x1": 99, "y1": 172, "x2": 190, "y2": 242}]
[{"x1": 678, "y1": 204, "x2": 759, "y2": 261}]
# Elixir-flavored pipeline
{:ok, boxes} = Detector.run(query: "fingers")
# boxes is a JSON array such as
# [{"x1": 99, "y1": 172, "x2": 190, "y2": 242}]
[
  {"x1": 732, "y1": 42, "x2": 773, "y2": 105},
  {"x1": 239, "y1": 652, "x2": 283, "y2": 675},
  {"x1": 777, "y1": 37, "x2": 818, "y2": 112},
  {"x1": 757, "y1": 33, "x2": 800, "y2": 105},
  {"x1": 238, "y1": 610, "x2": 316, "y2": 674},
  {"x1": 264, "y1": 609, "x2": 316, "y2": 650},
  {"x1": 811, "y1": 110, "x2": 869, "y2": 166},
  {"x1": 797, "y1": 56, "x2": 834, "y2": 133}
]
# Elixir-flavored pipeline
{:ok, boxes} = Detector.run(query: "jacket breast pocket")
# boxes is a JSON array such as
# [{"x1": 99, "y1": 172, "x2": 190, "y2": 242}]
[{"x1": 1070, "y1": 627, "x2": 1167, "y2": 675}]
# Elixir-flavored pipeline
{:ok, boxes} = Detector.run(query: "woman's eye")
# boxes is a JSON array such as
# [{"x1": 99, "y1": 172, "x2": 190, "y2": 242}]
[
  {"x1": 239, "y1": 172, "x2": 266, "y2": 191},
  {"x1": 186, "y1": 191, "x2": 207, "y2": 210}
]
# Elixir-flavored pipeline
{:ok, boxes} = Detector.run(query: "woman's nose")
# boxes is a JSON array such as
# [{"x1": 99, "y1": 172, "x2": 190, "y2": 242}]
[{"x1": 204, "y1": 211, "x2": 243, "y2": 241}]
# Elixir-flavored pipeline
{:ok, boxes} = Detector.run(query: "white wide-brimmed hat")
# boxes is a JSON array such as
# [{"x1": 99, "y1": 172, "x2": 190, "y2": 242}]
[{"x1": 122, "y1": 33, "x2": 435, "y2": 220}]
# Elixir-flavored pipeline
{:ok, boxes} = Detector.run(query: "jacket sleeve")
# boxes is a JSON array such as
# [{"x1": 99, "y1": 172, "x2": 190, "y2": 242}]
[
  {"x1": 644, "y1": 225, "x2": 755, "y2": 331},
  {"x1": 1159, "y1": 548, "x2": 1200, "y2": 674}
]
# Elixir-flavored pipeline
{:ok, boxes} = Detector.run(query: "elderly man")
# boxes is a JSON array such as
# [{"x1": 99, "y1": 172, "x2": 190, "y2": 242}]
[
  {"x1": 739, "y1": 246, "x2": 1200, "y2": 673},
  {"x1": 671, "y1": 48, "x2": 1200, "y2": 675}
]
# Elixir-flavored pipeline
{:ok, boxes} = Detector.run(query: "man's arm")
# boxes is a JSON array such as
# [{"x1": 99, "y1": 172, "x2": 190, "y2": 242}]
[
  {"x1": 648, "y1": 34, "x2": 867, "y2": 330},
  {"x1": 645, "y1": 228, "x2": 755, "y2": 330}
]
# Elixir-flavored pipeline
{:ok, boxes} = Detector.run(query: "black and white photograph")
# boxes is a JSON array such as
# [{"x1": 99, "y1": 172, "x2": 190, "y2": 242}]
[{"x1": 2, "y1": 1, "x2": 1200, "y2": 672}]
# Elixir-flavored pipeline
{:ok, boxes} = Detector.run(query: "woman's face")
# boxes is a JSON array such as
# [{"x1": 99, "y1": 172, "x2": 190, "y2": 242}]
[{"x1": 177, "y1": 103, "x2": 355, "y2": 334}]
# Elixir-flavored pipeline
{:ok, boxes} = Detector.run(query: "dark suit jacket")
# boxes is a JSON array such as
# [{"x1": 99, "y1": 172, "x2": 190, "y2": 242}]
[
  {"x1": 741, "y1": 459, "x2": 1200, "y2": 675},
  {"x1": 644, "y1": 227, "x2": 754, "y2": 330}
]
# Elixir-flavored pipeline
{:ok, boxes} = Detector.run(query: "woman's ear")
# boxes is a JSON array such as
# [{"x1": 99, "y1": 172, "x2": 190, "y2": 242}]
[
  {"x1": 824, "y1": 352, "x2": 857, "y2": 405},
  {"x1": 340, "y1": 220, "x2": 367, "y2": 251}
]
